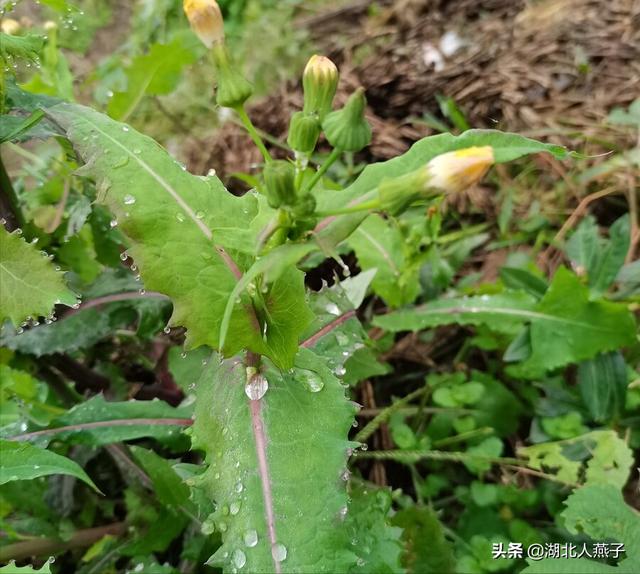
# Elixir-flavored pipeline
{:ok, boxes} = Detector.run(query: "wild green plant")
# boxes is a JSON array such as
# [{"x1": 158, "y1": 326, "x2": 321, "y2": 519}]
[{"x1": 1, "y1": 1, "x2": 638, "y2": 573}]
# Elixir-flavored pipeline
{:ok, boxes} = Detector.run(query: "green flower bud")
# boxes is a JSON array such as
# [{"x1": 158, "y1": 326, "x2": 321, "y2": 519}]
[
  {"x1": 287, "y1": 111, "x2": 321, "y2": 155},
  {"x1": 212, "y1": 44, "x2": 253, "y2": 108},
  {"x1": 263, "y1": 160, "x2": 296, "y2": 208},
  {"x1": 291, "y1": 193, "x2": 316, "y2": 217},
  {"x1": 322, "y1": 88, "x2": 372, "y2": 152},
  {"x1": 378, "y1": 167, "x2": 430, "y2": 215},
  {"x1": 302, "y1": 55, "x2": 339, "y2": 121}
]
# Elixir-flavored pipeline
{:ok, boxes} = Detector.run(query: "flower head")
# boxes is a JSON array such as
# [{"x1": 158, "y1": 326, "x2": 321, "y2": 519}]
[
  {"x1": 426, "y1": 146, "x2": 495, "y2": 193},
  {"x1": 183, "y1": 0, "x2": 224, "y2": 48},
  {"x1": 302, "y1": 55, "x2": 339, "y2": 120}
]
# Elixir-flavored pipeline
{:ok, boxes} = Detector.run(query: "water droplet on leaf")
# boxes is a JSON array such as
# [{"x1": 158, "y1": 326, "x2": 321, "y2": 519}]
[
  {"x1": 244, "y1": 529, "x2": 258, "y2": 548},
  {"x1": 245, "y1": 374, "x2": 268, "y2": 401},
  {"x1": 271, "y1": 543, "x2": 287, "y2": 563}
]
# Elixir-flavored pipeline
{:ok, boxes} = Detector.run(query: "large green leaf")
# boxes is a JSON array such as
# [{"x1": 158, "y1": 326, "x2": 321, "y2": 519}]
[
  {"x1": 523, "y1": 485, "x2": 640, "y2": 573},
  {"x1": 108, "y1": 35, "x2": 199, "y2": 121},
  {"x1": 374, "y1": 268, "x2": 637, "y2": 373},
  {"x1": 0, "y1": 439, "x2": 99, "y2": 491},
  {"x1": 192, "y1": 351, "x2": 359, "y2": 573},
  {"x1": 315, "y1": 130, "x2": 569, "y2": 250},
  {"x1": 0, "y1": 227, "x2": 78, "y2": 326},
  {"x1": 46, "y1": 102, "x2": 308, "y2": 369}
]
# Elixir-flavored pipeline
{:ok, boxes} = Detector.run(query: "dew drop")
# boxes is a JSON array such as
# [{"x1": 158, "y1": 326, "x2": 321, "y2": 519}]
[
  {"x1": 232, "y1": 549, "x2": 246, "y2": 569},
  {"x1": 271, "y1": 543, "x2": 287, "y2": 563},
  {"x1": 176, "y1": 213, "x2": 185, "y2": 223},
  {"x1": 230, "y1": 501, "x2": 241, "y2": 515},
  {"x1": 325, "y1": 302, "x2": 341, "y2": 316},
  {"x1": 244, "y1": 529, "x2": 258, "y2": 548},
  {"x1": 163, "y1": 326, "x2": 171, "y2": 334},
  {"x1": 133, "y1": 148, "x2": 141, "y2": 154},
  {"x1": 245, "y1": 374, "x2": 268, "y2": 401},
  {"x1": 338, "y1": 506, "x2": 348, "y2": 520},
  {"x1": 299, "y1": 369, "x2": 324, "y2": 393},
  {"x1": 196, "y1": 210, "x2": 205, "y2": 219},
  {"x1": 122, "y1": 126, "x2": 130, "y2": 132},
  {"x1": 217, "y1": 521, "x2": 228, "y2": 532},
  {"x1": 110, "y1": 219, "x2": 118, "y2": 228},
  {"x1": 124, "y1": 194, "x2": 136, "y2": 205},
  {"x1": 235, "y1": 481, "x2": 244, "y2": 493},
  {"x1": 120, "y1": 252, "x2": 128, "y2": 261}
]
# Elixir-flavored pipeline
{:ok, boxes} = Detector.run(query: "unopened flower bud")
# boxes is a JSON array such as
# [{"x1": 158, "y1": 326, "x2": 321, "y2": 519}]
[
  {"x1": 322, "y1": 88, "x2": 372, "y2": 152},
  {"x1": 287, "y1": 111, "x2": 321, "y2": 155},
  {"x1": 211, "y1": 44, "x2": 253, "y2": 108},
  {"x1": 291, "y1": 193, "x2": 316, "y2": 217},
  {"x1": 378, "y1": 146, "x2": 495, "y2": 214},
  {"x1": 1, "y1": 18, "x2": 20, "y2": 35},
  {"x1": 302, "y1": 55, "x2": 339, "y2": 120},
  {"x1": 263, "y1": 160, "x2": 296, "y2": 208},
  {"x1": 43, "y1": 20, "x2": 57, "y2": 31},
  {"x1": 183, "y1": 0, "x2": 224, "y2": 48},
  {"x1": 426, "y1": 146, "x2": 494, "y2": 193},
  {"x1": 378, "y1": 168, "x2": 431, "y2": 215}
]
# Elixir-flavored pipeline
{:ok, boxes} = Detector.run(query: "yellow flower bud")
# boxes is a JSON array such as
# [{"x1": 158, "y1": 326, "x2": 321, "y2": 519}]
[
  {"x1": 303, "y1": 55, "x2": 339, "y2": 120},
  {"x1": 1, "y1": 18, "x2": 20, "y2": 35},
  {"x1": 183, "y1": 0, "x2": 224, "y2": 48},
  {"x1": 426, "y1": 146, "x2": 494, "y2": 193}
]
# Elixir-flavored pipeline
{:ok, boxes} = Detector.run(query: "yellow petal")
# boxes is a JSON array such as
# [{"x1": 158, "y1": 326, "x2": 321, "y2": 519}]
[
  {"x1": 183, "y1": 0, "x2": 224, "y2": 48},
  {"x1": 427, "y1": 146, "x2": 495, "y2": 193}
]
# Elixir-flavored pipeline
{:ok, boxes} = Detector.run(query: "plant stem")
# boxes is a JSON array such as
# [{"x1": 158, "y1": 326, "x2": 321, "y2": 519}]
[
  {"x1": 0, "y1": 522, "x2": 127, "y2": 562},
  {"x1": 355, "y1": 386, "x2": 428, "y2": 443},
  {"x1": 303, "y1": 148, "x2": 341, "y2": 193},
  {"x1": 234, "y1": 105, "x2": 272, "y2": 163},
  {"x1": 0, "y1": 152, "x2": 25, "y2": 231}
]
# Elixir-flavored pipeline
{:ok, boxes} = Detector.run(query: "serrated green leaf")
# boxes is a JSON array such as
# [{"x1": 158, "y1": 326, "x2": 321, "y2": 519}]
[
  {"x1": 3, "y1": 395, "x2": 192, "y2": 446},
  {"x1": 577, "y1": 352, "x2": 628, "y2": 423},
  {"x1": 517, "y1": 268, "x2": 636, "y2": 373},
  {"x1": 45, "y1": 102, "x2": 309, "y2": 368},
  {"x1": 523, "y1": 484, "x2": 640, "y2": 573},
  {"x1": 347, "y1": 214, "x2": 420, "y2": 307},
  {"x1": 375, "y1": 268, "x2": 637, "y2": 373},
  {"x1": 0, "y1": 561, "x2": 51, "y2": 574},
  {"x1": 191, "y1": 352, "x2": 359, "y2": 573},
  {"x1": 0, "y1": 227, "x2": 77, "y2": 326},
  {"x1": 108, "y1": 35, "x2": 199, "y2": 121},
  {"x1": 0, "y1": 439, "x2": 99, "y2": 491}
]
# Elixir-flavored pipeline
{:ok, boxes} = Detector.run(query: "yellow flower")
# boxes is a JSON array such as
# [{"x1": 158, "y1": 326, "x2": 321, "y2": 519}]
[
  {"x1": 426, "y1": 146, "x2": 495, "y2": 193},
  {"x1": 1, "y1": 18, "x2": 20, "y2": 35},
  {"x1": 183, "y1": 0, "x2": 224, "y2": 48}
]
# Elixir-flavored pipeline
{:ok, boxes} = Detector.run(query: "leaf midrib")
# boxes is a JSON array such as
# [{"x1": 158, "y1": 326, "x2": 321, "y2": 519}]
[{"x1": 398, "y1": 304, "x2": 622, "y2": 332}]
